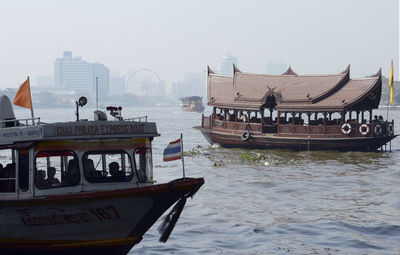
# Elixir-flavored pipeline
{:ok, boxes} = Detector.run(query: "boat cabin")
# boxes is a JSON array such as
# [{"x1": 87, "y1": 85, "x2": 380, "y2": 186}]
[
  {"x1": 0, "y1": 96, "x2": 158, "y2": 200},
  {"x1": 201, "y1": 65, "x2": 394, "y2": 140}
]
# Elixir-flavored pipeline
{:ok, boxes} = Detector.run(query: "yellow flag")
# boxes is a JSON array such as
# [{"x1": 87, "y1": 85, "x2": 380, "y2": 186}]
[
  {"x1": 389, "y1": 61, "x2": 394, "y2": 105},
  {"x1": 13, "y1": 77, "x2": 33, "y2": 109}
]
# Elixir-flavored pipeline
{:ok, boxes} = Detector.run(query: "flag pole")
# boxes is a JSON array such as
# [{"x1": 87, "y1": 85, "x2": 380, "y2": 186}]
[
  {"x1": 28, "y1": 76, "x2": 34, "y2": 121},
  {"x1": 180, "y1": 133, "x2": 185, "y2": 179}
]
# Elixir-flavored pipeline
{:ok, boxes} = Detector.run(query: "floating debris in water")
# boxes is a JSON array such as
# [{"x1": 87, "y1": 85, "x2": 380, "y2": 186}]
[{"x1": 211, "y1": 143, "x2": 221, "y2": 149}]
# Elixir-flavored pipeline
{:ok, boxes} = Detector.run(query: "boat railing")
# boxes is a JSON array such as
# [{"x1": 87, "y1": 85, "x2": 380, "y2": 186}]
[
  {"x1": 210, "y1": 118, "x2": 262, "y2": 133},
  {"x1": 124, "y1": 116, "x2": 148, "y2": 122},
  {"x1": 203, "y1": 114, "x2": 394, "y2": 137},
  {"x1": 0, "y1": 117, "x2": 41, "y2": 127},
  {"x1": 278, "y1": 120, "x2": 394, "y2": 137}
]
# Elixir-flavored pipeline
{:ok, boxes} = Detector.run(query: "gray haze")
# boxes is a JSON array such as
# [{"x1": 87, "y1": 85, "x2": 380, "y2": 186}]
[{"x1": 0, "y1": 0, "x2": 398, "y2": 89}]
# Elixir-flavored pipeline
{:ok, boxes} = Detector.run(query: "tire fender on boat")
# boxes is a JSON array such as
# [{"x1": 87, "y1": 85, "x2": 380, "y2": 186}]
[
  {"x1": 387, "y1": 123, "x2": 394, "y2": 136},
  {"x1": 241, "y1": 131, "x2": 251, "y2": 141},
  {"x1": 374, "y1": 124, "x2": 382, "y2": 136},
  {"x1": 359, "y1": 124, "x2": 369, "y2": 136},
  {"x1": 341, "y1": 123, "x2": 352, "y2": 135}
]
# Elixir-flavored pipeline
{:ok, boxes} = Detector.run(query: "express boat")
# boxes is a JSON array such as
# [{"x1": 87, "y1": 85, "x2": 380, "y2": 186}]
[
  {"x1": 195, "y1": 65, "x2": 397, "y2": 151},
  {"x1": 0, "y1": 95, "x2": 204, "y2": 255}
]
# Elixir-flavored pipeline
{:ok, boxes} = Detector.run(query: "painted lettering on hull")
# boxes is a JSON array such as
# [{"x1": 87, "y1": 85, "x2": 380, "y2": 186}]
[
  {"x1": 56, "y1": 124, "x2": 145, "y2": 136},
  {"x1": 21, "y1": 205, "x2": 121, "y2": 227}
]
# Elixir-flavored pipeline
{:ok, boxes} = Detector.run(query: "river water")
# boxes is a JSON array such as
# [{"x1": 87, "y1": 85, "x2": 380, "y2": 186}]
[{"x1": 15, "y1": 106, "x2": 400, "y2": 255}]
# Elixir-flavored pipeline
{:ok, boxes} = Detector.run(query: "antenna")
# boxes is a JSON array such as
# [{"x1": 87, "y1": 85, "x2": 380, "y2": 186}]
[{"x1": 96, "y1": 77, "x2": 99, "y2": 110}]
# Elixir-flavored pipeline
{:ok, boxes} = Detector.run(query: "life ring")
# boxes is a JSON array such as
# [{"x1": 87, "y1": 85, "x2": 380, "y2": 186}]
[
  {"x1": 387, "y1": 123, "x2": 394, "y2": 136},
  {"x1": 241, "y1": 131, "x2": 251, "y2": 141},
  {"x1": 341, "y1": 123, "x2": 352, "y2": 135},
  {"x1": 374, "y1": 124, "x2": 382, "y2": 136},
  {"x1": 358, "y1": 124, "x2": 369, "y2": 136}
]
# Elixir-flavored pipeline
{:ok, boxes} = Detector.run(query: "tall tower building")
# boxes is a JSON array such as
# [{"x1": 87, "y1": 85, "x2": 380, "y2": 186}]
[
  {"x1": 220, "y1": 54, "x2": 238, "y2": 76},
  {"x1": 54, "y1": 51, "x2": 109, "y2": 98}
]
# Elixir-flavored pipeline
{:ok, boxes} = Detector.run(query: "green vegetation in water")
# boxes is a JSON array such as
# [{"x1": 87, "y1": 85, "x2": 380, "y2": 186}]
[
  {"x1": 240, "y1": 152, "x2": 265, "y2": 162},
  {"x1": 184, "y1": 145, "x2": 203, "y2": 156}
]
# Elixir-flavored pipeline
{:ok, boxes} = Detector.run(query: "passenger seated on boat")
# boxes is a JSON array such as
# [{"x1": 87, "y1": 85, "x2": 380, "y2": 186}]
[
  {"x1": 379, "y1": 116, "x2": 384, "y2": 122},
  {"x1": 264, "y1": 117, "x2": 272, "y2": 125},
  {"x1": 109, "y1": 162, "x2": 124, "y2": 178},
  {"x1": 0, "y1": 163, "x2": 16, "y2": 184},
  {"x1": 66, "y1": 159, "x2": 80, "y2": 185},
  {"x1": 238, "y1": 111, "x2": 248, "y2": 122},
  {"x1": 35, "y1": 170, "x2": 46, "y2": 188},
  {"x1": 373, "y1": 115, "x2": 379, "y2": 123},
  {"x1": 83, "y1": 158, "x2": 103, "y2": 177},
  {"x1": 45, "y1": 167, "x2": 60, "y2": 187}
]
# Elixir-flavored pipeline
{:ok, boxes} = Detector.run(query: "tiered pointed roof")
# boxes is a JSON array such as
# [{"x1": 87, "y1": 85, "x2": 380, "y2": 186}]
[{"x1": 207, "y1": 65, "x2": 382, "y2": 111}]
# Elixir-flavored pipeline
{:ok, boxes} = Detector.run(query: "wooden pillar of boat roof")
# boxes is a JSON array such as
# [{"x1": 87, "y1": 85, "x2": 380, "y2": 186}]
[
  {"x1": 277, "y1": 111, "x2": 281, "y2": 125},
  {"x1": 223, "y1": 109, "x2": 227, "y2": 121},
  {"x1": 369, "y1": 109, "x2": 372, "y2": 123},
  {"x1": 341, "y1": 111, "x2": 345, "y2": 124},
  {"x1": 361, "y1": 110, "x2": 364, "y2": 123}
]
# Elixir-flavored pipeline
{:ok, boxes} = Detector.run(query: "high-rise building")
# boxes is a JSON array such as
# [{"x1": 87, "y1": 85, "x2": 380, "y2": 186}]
[
  {"x1": 54, "y1": 51, "x2": 109, "y2": 98},
  {"x1": 220, "y1": 54, "x2": 238, "y2": 76}
]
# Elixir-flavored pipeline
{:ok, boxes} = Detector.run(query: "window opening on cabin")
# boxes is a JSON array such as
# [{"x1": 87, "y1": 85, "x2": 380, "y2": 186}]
[
  {"x1": 0, "y1": 149, "x2": 16, "y2": 193},
  {"x1": 83, "y1": 151, "x2": 133, "y2": 183},
  {"x1": 35, "y1": 151, "x2": 80, "y2": 189},
  {"x1": 134, "y1": 148, "x2": 152, "y2": 183},
  {"x1": 18, "y1": 149, "x2": 29, "y2": 192}
]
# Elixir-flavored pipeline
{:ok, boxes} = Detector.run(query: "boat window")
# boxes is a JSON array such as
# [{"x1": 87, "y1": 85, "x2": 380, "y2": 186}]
[
  {"x1": 134, "y1": 148, "x2": 152, "y2": 183},
  {"x1": 0, "y1": 149, "x2": 16, "y2": 193},
  {"x1": 83, "y1": 151, "x2": 133, "y2": 183},
  {"x1": 18, "y1": 149, "x2": 29, "y2": 192},
  {"x1": 35, "y1": 151, "x2": 80, "y2": 189}
]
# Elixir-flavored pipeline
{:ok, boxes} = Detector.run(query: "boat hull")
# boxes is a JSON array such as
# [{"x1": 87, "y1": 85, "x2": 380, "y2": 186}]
[
  {"x1": 0, "y1": 178, "x2": 204, "y2": 255},
  {"x1": 196, "y1": 127, "x2": 397, "y2": 151}
]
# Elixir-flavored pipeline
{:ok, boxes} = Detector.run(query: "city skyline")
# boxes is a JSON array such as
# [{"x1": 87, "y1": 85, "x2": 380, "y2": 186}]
[{"x1": 0, "y1": 0, "x2": 398, "y2": 90}]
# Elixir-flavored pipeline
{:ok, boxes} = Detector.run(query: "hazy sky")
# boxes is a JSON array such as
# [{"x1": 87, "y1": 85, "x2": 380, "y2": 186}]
[{"x1": 0, "y1": 0, "x2": 398, "y2": 89}]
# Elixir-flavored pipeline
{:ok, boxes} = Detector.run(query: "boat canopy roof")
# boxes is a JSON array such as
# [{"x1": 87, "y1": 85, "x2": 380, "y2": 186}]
[
  {"x1": 207, "y1": 65, "x2": 382, "y2": 112},
  {"x1": 0, "y1": 120, "x2": 159, "y2": 146}
]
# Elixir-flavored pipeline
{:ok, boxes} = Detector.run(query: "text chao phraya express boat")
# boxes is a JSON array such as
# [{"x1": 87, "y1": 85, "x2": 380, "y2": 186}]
[
  {"x1": 0, "y1": 96, "x2": 203, "y2": 255},
  {"x1": 195, "y1": 65, "x2": 397, "y2": 151}
]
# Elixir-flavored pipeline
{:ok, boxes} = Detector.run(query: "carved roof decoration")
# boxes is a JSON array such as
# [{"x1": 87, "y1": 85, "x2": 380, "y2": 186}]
[{"x1": 281, "y1": 66, "x2": 297, "y2": 76}]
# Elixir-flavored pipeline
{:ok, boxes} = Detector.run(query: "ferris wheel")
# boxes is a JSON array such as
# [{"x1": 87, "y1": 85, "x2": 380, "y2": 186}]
[{"x1": 126, "y1": 69, "x2": 163, "y2": 96}]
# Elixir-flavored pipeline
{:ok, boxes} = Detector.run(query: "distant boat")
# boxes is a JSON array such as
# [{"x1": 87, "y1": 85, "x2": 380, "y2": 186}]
[
  {"x1": 0, "y1": 95, "x2": 204, "y2": 255},
  {"x1": 195, "y1": 65, "x2": 397, "y2": 151},
  {"x1": 180, "y1": 96, "x2": 204, "y2": 112}
]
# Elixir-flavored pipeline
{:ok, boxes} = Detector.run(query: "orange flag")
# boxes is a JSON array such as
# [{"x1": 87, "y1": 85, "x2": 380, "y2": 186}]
[{"x1": 13, "y1": 77, "x2": 32, "y2": 109}]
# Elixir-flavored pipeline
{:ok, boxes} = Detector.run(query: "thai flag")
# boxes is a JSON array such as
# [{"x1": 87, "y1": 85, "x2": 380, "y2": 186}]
[{"x1": 163, "y1": 139, "x2": 182, "y2": 162}]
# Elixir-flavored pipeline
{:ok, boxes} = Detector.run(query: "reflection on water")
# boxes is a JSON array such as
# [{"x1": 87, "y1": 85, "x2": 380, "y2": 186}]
[{"x1": 14, "y1": 107, "x2": 400, "y2": 254}]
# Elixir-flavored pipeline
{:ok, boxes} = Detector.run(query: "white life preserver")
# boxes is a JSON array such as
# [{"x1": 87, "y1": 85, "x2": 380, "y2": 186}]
[
  {"x1": 241, "y1": 131, "x2": 251, "y2": 141},
  {"x1": 341, "y1": 123, "x2": 352, "y2": 135},
  {"x1": 374, "y1": 124, "x2": 382, "y2": 136},
  {"x1": 387, "y1": 123, "x2": 394, "y2": 136},
  {"x1": 359, "y1": 124, "x2": 369, "y2": 136}
]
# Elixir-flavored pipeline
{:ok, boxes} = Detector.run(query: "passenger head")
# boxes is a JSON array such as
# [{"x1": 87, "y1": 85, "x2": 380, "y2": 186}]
[
  {"x1": 109, "y1": 162, "x2": 120, "y2": 176},
  {"x1": 47, "y1": 167, "x2": 56, "y2": 178}
]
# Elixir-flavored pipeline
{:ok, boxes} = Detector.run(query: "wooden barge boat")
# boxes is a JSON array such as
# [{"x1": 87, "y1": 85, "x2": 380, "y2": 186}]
[
  {"x1": 195, "y1": 65, "x2": 397, "y2": 151},
  {"x1": 181, "y1": 96, "x2": 205, "y2": 112},
  {"x1": 0, "y1": 95, "x2": 204, "y2": 255}
]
